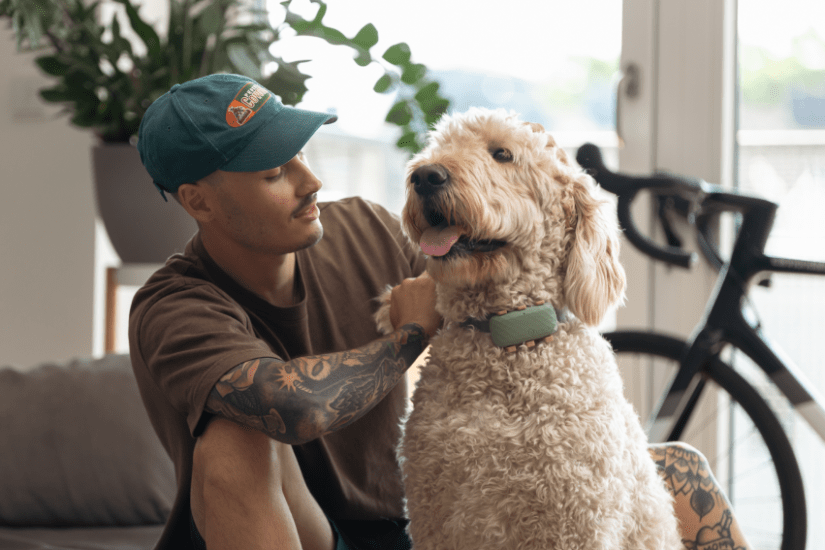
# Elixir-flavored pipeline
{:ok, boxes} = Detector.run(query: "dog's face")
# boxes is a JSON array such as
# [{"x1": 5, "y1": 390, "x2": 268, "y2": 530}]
[{"x1": 402, "y1": 108, "x2": 625, "y2": 326}]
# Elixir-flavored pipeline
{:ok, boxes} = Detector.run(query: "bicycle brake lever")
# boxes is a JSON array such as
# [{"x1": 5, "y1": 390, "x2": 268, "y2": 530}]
[{"x1": 657, "y1": 196, "x2": 684, "y2": 249}]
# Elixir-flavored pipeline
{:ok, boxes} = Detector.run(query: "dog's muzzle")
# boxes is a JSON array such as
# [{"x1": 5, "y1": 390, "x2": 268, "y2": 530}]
[
  {"x1": 411, "y1": 164, "x2": 449, "y2": 197},
  {"x1": 411, "y1": 163, "x2": 508, "y2": 258}
]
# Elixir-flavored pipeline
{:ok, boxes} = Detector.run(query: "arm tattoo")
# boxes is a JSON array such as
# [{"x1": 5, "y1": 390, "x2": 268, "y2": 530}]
[
  {"x1": 649, "y1": 443, "x2": 750, "y2": 550},
  {"x1": 649, "y1": 443, "x2": 722, "y2": 520},
  {"x1": 205, "y1": 323, "x2": 427, "y2": 444},
  {"x1": 682, "y1": 510, "x2": 748, "y2": 550}
]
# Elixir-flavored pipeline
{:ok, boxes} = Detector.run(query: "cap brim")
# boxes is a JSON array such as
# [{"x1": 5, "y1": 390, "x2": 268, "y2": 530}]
[{"x1": 221, "y1": 107, "x2": 337, "y2": 173}]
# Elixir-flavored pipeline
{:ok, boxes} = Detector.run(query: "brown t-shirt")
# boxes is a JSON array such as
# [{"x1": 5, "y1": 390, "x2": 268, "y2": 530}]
[{"x1": 129, "y1": 197, "x2": 426, "y2": 550}]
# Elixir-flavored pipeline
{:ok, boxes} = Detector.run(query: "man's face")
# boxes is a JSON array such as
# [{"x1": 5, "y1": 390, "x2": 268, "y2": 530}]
[{"x1": 205, "y1": 152, "x2": 324, "y2": 255}]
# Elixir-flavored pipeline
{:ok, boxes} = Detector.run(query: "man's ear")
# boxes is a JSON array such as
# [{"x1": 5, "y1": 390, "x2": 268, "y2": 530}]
[{"x1": 177, "y1": 182, "x2": 215, "y2": 224}]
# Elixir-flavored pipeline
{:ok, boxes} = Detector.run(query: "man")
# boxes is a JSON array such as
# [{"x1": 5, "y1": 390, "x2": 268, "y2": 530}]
[
  {"x1": 130, "y1": 73, "x2": 439, "y2": 550},
  {"x1": 131, "y1": 73, "x2": 752, "y2": 550}
]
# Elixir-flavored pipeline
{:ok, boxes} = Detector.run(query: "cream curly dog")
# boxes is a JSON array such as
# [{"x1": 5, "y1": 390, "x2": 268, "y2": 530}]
[{"x1": 376, "y1": 108, "x2": 681, "y2": 549}]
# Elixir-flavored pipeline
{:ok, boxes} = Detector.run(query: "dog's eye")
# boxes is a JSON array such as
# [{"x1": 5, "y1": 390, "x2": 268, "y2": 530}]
[{"x1": 492, "y1": 148, "x2": 513, "y2": 163}]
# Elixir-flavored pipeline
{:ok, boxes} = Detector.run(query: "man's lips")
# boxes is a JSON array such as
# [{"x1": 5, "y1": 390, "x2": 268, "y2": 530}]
[
  {"x1": 296, "y1": 203, "x2": 318, "y2": 218},
  {"x1": 294, "y1": 195, "x2": 318, "y2": 218}
]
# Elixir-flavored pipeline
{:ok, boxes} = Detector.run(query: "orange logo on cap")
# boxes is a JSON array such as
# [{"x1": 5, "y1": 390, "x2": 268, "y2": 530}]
[{"x1": 226, "y1": 82, "x2": 272, "y2": 127}]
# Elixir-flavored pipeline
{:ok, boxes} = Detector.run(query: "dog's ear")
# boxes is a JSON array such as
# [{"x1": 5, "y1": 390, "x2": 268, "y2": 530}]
[{"x1": 562, "y1": 172, "x2": 626, "y2": 326}]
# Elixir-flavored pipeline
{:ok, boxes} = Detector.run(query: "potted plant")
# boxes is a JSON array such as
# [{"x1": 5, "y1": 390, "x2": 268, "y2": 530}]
[{"x1": 0, "y1": 0, "x2": 449, "y2": 262}]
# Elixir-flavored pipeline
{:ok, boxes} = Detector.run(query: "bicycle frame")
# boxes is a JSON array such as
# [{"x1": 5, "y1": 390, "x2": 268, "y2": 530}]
[{"x1": 647, "y1": 192, "x2": 825, "y2": 445}]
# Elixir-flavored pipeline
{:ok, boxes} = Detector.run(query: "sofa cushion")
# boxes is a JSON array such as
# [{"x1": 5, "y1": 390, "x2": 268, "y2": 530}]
[{"x1": 0, "y1": 353, "x2": 176, "y2": 527}]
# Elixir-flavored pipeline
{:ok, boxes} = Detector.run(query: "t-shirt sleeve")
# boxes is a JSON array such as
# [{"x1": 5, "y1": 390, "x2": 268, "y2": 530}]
[{"x1": 133, "y1": 283, "x2": 279, "y2": 437}]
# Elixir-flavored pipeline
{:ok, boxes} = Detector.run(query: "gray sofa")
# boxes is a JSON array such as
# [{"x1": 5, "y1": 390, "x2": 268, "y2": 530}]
[{"x1": 0, "y1": 353, "x2": 175, "y2": 549}]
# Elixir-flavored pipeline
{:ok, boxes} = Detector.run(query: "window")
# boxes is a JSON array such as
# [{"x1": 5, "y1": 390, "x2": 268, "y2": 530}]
[
  {"x1": 268, "y1": 0, "x2": 622, "y2": 213},
  {"x1": 615, "y1": 1, "x2": 824, "y2": 546},
  {"x1": 735, "y1": 1, "x2": 825, "y2": 547}
]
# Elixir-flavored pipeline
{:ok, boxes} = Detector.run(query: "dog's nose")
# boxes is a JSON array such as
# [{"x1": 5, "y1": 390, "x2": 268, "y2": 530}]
[{"x1": 411, "y1": 164, "x2": 449, "y2": 196}]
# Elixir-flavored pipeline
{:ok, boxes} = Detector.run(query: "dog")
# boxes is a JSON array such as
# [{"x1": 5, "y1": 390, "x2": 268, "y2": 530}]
[{"x1": 375, "y1": 108, "x2": 682, "y2": 549}]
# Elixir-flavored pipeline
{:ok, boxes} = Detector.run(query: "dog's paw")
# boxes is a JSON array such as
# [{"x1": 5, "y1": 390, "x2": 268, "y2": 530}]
[{"x1": 374, "y1": 285, "x2": 394, "y2": 335}]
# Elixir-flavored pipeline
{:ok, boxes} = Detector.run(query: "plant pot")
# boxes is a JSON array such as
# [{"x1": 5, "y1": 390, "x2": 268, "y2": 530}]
[{"x1": 92, "y1": 143, "x2": 198, "y2": 264}]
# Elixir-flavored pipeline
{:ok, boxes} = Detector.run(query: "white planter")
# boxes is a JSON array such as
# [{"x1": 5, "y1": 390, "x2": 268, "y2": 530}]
[{"x1": 92, "y1": 143, "x2": 198, "y2": 264}]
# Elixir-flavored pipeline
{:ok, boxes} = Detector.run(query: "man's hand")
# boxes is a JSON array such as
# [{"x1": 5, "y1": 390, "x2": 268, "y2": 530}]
[{"x1": 389, "y1": 271, "x2": 442, "y2": 337}]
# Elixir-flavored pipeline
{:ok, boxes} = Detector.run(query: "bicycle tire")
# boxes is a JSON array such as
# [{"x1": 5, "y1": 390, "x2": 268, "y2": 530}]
[{"x1": 604, "y1": 331, "x2": 806, "y2": 550}]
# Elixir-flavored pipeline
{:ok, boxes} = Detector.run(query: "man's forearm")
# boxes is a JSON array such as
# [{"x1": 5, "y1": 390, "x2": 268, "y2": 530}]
[{"x1": 204, "y1": 323, "x2": 428, "y2": 444}]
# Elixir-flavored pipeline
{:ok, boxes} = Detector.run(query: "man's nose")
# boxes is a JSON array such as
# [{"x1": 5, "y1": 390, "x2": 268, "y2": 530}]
[{"x1": 295, "y1": 156, "x2": 323, "y2": 193}]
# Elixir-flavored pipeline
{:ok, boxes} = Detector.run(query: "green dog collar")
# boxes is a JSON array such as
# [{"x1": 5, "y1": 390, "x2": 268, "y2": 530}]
[{"x1": 459, "y1": 302, "x2": 563, "y2": 350}]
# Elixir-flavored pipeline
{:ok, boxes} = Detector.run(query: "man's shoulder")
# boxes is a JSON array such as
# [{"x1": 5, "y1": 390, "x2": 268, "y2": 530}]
[{"x1": 129, "y1": 257, "x2": 236, "y2": 327}]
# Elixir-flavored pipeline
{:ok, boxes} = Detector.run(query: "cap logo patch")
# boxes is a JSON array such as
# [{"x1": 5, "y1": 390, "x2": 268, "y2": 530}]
[{"x1": 226, "y1": 82, "x2": 272, "y2": 127}]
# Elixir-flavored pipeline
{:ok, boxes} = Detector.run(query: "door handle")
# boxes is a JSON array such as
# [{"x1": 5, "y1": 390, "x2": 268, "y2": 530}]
[{"x1": 616, "y1": 62, "x2": 641, "y2": 148}]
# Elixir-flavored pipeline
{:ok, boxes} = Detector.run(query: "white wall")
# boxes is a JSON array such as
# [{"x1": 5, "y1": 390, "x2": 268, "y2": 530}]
[{"x1": 0, "y1": 27, "x2": 97, "y2": 369}]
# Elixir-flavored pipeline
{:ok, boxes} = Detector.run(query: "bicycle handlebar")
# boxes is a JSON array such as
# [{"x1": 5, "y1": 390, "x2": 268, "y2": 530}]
[
  {"x1": 576, "y1": 144, "x2": 823, "y2": 288},
  {"x1": 575, "y1": 143, "x2": 699, "y2": 268}
]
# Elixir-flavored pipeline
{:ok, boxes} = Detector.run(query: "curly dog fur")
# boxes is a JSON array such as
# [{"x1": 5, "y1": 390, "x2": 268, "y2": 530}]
[{"x1": 376, "y1": 108, "x2": 681, "y2": 549}]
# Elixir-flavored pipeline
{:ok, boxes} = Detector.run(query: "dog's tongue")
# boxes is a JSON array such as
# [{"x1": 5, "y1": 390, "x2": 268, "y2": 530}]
[{"x1": 420, "y1": 223, "x2": 462, "y2": 256}]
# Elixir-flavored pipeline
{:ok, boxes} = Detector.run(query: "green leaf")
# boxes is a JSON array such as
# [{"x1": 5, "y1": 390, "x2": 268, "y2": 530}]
[
  {"x1": 353, "y1": 50, "x2": 371, "y2": 67},
  {"x1": 383, "y1": 42, "x2": 411, "y2": 65},
  {"x1": 373, "y1": 73, "x2": 393, "y2": 93},
  {"x1": 110, "y1": 11, "x2": 121, "y2": 39},
  {"x1": 312, "y1": 1, "x2": 327, "y2": 24},
  {"x1": 385, "y1": 100, "x2": 412, "y2": 126},
  {"x1": 352, "y1": 23, "x2": 378, "y2": 50},
  {"x1": 71, "y1": 109, "x2": 98, "y2": 127},
  {"x1": 413, "y1": 81, "x2": 449, "y2": 125},
  {"x1": 260, "y1": 57, "x2": 311, "y2": 106},
  {"x1": 109, "y1": 15, "x2": 134, "y2": 57},
  {"x1": 35, "y1": 55, "x2": 71, "y2": 77},
  {"x1": 401, "y1": 63, "x2": 426, "y2": 84},
  {"x1": 198, "y1": 3, "x2": 222, "y2": 35},
  {"x1": 115, "y1": 0, "x2": 161, "y2": 61},
  {"x1": 414, "y1": 81, "x2": 440, "y2": 107},
  {"x1": 424, "y1": 99, "x2": 449, "y2": 126},
  {"x1": 39, "y1": 86, "x2": 74, "y2": 103},
  {"x1": 395, "y1": 131, "x2": 419, "y2": 150},
  {"x1": 285, "y1": 13, "x2": 312, "y2": 33},
  {"x1": 226, "y1": 43, "x2": 260, "y2": 79},
  {"x1": 317, "y1": 26, "x2": 346, "y2": 45},
  {"x1": 283, "y1": 0, "x2": 325, "y2": 32}
]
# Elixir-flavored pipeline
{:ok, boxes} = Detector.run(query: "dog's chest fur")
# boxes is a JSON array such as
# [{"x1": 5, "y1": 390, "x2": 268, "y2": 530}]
[
  {"x1": 403, "y1": 320, "x2": 639, "y2": 478},
  {"x1": 399, "y1": 320, "x2": 656, "y2": 547}
]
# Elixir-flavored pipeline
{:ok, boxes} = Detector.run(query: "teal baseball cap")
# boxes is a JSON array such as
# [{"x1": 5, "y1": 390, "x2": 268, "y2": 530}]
[{"x1": 137, "y1": 73, "x2": 337, "y2": 201}]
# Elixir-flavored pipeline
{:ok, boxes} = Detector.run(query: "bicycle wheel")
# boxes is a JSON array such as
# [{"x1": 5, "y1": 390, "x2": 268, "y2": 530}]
[{"x1": 604, "y1": 331, "x2": 806, "y2": 550}]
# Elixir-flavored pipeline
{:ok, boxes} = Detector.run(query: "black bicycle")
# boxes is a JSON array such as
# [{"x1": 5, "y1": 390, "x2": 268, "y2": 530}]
[{"x1": 576, "y1": 143, "x2": 825, "y2": 550}]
